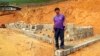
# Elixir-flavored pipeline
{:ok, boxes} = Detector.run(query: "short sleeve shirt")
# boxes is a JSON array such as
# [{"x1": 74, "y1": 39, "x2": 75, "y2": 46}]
[{"x1": 54, "y1": 14, "x2": 65, "y2": 29}]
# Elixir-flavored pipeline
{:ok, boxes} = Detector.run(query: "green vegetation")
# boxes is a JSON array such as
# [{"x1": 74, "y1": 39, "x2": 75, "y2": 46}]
[
  {"x1": 0, "y1": 2, "x2": 9, "y2": 6},
  {"x1": 14, "y1": 0, "x2": 50, "y2": 3},
  {"x1": 0, "y1": 0, "x2": 50, "y2": 5}
]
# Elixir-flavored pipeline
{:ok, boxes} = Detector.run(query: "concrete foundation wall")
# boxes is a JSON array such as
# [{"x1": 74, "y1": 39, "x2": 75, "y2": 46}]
[
  {"x1": 5, "y1": 21, "x2": 94, "y2": 42},
  {"x1": 65, "y1": 23, "x2": 94, "y2": 40}
]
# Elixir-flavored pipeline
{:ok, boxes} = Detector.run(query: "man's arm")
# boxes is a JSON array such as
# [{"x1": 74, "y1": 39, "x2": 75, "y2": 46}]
[{"x1": 63, "y1": 15, "x2": 66, "y2": 29}]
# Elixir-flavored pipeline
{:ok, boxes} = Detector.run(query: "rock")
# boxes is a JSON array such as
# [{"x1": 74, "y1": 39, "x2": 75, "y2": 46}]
[
  {"x1": 42, "y1": 33, "x2": 45, "y2": 36},
  {"x1": 30, "y1": 25, "x2": 36, "y2": 31},
  {"x1": 31, "y1": 25, "x2": 35, "y2": 29},
  {"x1": 35, "y1": 24, "x2": 44, "y2": 31},
  {"x1": 9, "y1": 23, "x2": 16, "y2": 29},
  {"x1": 23, "y1": 24, "x2": 32, "y2": 31},
  {"x1": 0, "y1": 24, "x2": 6, "y2": 28}
]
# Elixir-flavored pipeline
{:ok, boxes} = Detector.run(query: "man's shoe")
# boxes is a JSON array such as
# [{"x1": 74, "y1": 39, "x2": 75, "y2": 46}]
[{"x1": 60, "y1": 46, "x2": 65, "y2": 49}]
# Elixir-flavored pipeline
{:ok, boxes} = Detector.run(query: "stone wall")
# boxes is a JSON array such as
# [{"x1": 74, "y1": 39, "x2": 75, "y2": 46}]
[
  {"x1": 5, "y1": 21, "x2": 94, "y2": 42},
  {"x1": 5, "y1": 21, "x2": 53, "y2": 44},
  {"x1": 65, "y1": 23, "x2": 94, "y2": 41},
  {"x1": 5, "y1": 21, "x2": 53, "y2": 32}
]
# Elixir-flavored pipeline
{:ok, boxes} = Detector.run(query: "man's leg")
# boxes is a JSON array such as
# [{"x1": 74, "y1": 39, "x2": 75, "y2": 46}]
[
  {"x1": 54, "y1": 28, "x2": 60, "y2": 49},
  {"x1": 59, "y1": 29, "x2": 64, "y2": 49}
]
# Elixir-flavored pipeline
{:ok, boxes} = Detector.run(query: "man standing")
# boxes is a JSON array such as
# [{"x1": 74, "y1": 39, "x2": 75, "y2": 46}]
[{"x1": 53, "y1": 8, "x2": 65, "y2": 49}]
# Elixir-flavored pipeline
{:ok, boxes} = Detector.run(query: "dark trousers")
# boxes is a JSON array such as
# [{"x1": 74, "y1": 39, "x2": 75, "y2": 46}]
[{"x1": 54, "y1": 28, "x2": 64, "y2": 48}]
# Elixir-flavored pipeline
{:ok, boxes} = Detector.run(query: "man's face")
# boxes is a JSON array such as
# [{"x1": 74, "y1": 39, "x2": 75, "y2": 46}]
[{"x1": 55, "y1": 10, "x2": 60, "y2": 15}]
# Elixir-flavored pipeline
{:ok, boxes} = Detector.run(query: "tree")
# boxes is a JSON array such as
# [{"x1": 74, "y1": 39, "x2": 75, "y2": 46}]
[{"x1": 0, "y1": 2, "x2": 9, "y2": 6}]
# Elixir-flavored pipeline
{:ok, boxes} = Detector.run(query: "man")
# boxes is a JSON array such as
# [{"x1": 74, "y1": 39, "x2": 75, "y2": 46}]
[{"x1": 53, "y1": 8, "x2": 65, "y2": 49}]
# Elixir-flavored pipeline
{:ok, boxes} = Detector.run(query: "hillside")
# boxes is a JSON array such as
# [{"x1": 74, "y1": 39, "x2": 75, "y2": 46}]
[
  {"x1": 0, "y1": 0, "x2": 100, "y2": 34},
  {"x1": 0, "y1": 0, "x2": 100, "y2": 56}
]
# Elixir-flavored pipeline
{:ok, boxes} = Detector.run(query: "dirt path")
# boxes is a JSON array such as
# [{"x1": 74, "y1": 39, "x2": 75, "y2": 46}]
[{"x1": 69, "y1": 42, "x2": 100, "y2": 56}]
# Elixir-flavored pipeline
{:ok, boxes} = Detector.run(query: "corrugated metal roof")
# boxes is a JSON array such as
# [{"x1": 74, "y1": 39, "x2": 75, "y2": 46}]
[{"x1": 0, "y1": 6, "x2": 21, "y2": 11}]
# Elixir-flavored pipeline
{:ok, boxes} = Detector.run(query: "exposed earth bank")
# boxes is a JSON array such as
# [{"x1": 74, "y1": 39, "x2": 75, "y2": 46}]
[{"x1": 0, "y1": 0, "x2": 100, "y2": 34}]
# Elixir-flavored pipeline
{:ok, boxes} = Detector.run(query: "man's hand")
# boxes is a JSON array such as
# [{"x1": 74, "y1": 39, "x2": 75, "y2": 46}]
[{"x1": 52, "y1": 28, "x2": 55, "y2": 33}]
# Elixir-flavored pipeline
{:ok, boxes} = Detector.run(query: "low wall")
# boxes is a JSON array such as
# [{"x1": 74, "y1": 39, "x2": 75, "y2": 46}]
[
  {"x1": 55, "y1": 35, "x2": 100, "y2": 56},
  {"x1": 65, "y1": 23, "x2": 94, "y2": 40},
  {"x1": 5, "y1": 21, "x2": 94, "y2": 42},
  {"x1": 5, "y1": 21, "x2": 53, "y2": 44}
]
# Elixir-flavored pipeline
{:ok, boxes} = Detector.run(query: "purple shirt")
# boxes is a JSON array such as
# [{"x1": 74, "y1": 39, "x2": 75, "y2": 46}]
[{"x1": 54, "y1": 14, "x2": 65, "y2": 29}]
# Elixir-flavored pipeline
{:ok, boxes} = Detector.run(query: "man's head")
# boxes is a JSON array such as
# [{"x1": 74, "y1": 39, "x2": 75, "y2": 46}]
[{"x1": 55, "y1": 8, "x2": 60, "y2": 15}]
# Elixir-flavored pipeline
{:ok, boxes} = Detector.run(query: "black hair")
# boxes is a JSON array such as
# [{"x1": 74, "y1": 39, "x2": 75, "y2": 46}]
[{"x1": 55, "y1": 7, "x2": 60, "y2": 11}]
